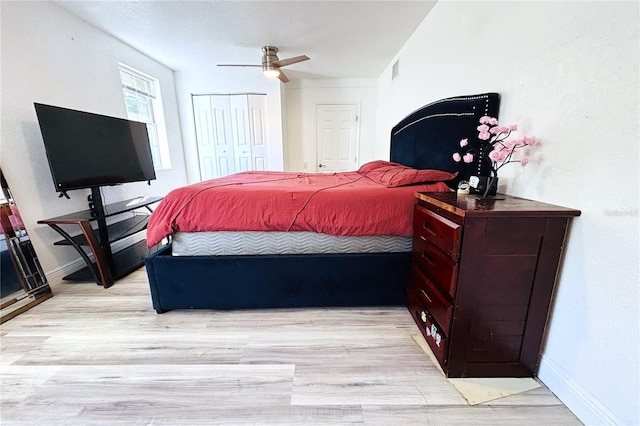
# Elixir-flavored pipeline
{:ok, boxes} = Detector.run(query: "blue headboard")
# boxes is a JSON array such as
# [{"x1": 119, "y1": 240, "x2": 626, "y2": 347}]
[{"x1": 390, "y1": 93, "x2": 500, "y2": 186}]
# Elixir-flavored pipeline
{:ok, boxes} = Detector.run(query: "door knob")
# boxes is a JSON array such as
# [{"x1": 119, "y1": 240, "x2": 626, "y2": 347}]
[{"x1": 318, "y1": 163, "x2": 326, "y2": 168}]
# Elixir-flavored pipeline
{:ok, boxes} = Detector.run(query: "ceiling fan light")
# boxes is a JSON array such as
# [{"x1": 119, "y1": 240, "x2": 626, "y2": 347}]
[{"x1": 262, "y1": 64, "x2": 280, "y2": 78}]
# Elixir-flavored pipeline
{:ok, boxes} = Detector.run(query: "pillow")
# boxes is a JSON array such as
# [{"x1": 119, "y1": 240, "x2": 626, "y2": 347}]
[
  {"x1": 357, "y1": 160, "x2": 404, "y2": 174},
  {"x1": 360, "y1": 164, "x2": 457, "y2": 188}
]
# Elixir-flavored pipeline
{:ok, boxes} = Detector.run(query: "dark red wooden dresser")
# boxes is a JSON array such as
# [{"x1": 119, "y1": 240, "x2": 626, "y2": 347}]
[{"x1": 408, "y1": 192, "x2": 581, "y2": 377}]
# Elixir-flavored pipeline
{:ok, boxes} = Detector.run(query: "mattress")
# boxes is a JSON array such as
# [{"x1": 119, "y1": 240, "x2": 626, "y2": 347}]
[{"x1": 171, "y1": 231, "x2": 412, "y2": 256}]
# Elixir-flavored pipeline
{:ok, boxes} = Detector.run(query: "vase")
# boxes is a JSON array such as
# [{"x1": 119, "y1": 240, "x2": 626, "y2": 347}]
[{"x1": 469, "y1": 175, "x2": 498, "y2": 197}]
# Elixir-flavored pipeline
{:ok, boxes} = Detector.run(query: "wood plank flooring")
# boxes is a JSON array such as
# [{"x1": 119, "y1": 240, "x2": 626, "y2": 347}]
[{"x1": 1, "y1": 268, "x2": 581, "y2": 425}]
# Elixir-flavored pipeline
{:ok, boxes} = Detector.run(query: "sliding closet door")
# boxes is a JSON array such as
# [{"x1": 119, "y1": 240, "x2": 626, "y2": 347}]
[
  {"x1": 193, "y1": 94, "x2": 268, "y2": 180},
  {"x1": 247, "y1": 94, "x2": 268, "y2": 170},
  {"x1": 192, "y1": 95, "x2": 235, "y2": 180},
  {"x1": 229, "y1": 95, "x2": 252, "y2": 173}
]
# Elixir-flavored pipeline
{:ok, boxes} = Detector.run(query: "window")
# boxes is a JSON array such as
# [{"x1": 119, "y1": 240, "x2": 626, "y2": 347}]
[{"x1": 119, "y1": 64, "x2": 171, "y2": 169}]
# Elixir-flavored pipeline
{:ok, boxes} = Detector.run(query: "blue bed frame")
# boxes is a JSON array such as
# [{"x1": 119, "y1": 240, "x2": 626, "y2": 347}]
[{"x1": 145, "y1": 93, "x2": 500, "y2": 313}]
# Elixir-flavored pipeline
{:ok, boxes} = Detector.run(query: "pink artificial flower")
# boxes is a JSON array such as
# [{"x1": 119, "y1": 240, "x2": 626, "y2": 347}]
[
  {"x1": 478, "y1": 131, "x2": 491, "y2": 140},
  {"x1": 490, "y1": 147, "x2": 509, "y2": 162},
  {"x1": 488, "y1": 150, "x2": 502, "y2": 162},
  {"x1": 463, "y1": 119, "x2": 537, "y2": 171},
  {"x1": 452, "y1": 152, "x2": 461, "y2": 162}
]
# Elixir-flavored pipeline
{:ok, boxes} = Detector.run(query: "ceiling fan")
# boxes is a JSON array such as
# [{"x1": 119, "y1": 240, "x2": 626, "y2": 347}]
[{"x1": 217, "y1": 46, "x2": 310, "y2": 83}]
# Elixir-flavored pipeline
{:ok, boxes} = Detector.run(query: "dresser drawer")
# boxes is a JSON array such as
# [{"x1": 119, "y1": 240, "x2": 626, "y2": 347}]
[
  {"x1": 407, "y1": 290, "x2": 449, "y2": 366},
  {"x1": 413, "y1": 205, "x2": 461, "y2": 260},
  {"x1": 410, "y1": 264, "x2": 453, "y2": 334},
  {"x1": 413, "y1": 235, "x2": 458, "y2": 298}
]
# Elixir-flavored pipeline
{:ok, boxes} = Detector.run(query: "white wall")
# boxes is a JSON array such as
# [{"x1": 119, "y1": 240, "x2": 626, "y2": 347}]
[
  {"x1": 0, "y1": 1, "x2": 188, "y2": 280},
  {"x1": 174, "y1": 68, "x2": 285, "y2": 183},
  {"x1": 284, "y1": 79, "x2": 378, "y2": 172},
  {"x1": 376, "y1": 2, "x2": 639, "y2": 424}
]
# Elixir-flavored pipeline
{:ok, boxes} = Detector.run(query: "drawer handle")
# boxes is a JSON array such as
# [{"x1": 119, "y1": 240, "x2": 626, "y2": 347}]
[
  {"x1": 422, "y1": 221, "x2": 437, "y2": 237},
  {"x1": 421, "y1": 251, "x2": 436, "y2": 266},
  {"x1": 420, "y1": 289, "x2": 433, "y2": 304}
]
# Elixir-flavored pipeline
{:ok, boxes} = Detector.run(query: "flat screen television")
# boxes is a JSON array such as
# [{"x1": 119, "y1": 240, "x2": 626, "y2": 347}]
[{"x1": 34, "y1": 103, "x2": 156, "y2": 194}]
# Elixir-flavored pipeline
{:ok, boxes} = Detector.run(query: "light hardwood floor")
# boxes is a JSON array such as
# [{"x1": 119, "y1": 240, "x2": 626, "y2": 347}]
[{"x1": 1, "y1": 268, "x2": 581, "y2": 425}]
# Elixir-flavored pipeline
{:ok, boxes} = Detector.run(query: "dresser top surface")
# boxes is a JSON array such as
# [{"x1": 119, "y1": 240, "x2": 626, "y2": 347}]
[{"x1": 416, "y1": 192, "x2": 581, "y2": 218}]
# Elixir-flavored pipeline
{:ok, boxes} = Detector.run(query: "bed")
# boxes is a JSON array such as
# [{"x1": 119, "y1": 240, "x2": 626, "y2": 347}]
[{"x1": 144, "y1": 92, "x2": 500, "y2": 313}]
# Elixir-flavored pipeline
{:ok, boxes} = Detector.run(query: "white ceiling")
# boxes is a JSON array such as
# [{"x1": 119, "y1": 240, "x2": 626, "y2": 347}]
[{"x1": 55, "y1": 0, "x2": 437, "y2": 81}]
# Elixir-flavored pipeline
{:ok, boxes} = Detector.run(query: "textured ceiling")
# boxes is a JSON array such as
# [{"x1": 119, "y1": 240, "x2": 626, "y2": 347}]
[{"x1": 55, "y1": 1, "x2": 437, "y2": 80}]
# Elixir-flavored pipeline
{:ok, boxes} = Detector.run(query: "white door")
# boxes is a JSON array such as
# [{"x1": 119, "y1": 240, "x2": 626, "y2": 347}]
[
  {"x1": 247, "y1": 94, "x2": 268, "y2": 170},
  {"x1": 315, "y1": 104, "x2": 359, "y2": 172},
  {"x1": 193, "y1": 94, "x2": 270, "y2": 180},
  {"x1": 192, "y1": 95, "x2": 235, "y2": 180},
  {"x1": 229, "y1": 95, "x2": 252, "y2": 172}
]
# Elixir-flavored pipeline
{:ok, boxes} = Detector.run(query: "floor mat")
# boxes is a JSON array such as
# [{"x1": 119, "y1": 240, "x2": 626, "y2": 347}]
[{"x1": 411, "y1": 333, "x2": 541, "y2": 405}]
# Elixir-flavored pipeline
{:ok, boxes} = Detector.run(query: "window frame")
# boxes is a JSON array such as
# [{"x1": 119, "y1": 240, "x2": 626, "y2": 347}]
[{"x1": 118, "y1": 63, "x2": 171, "y2": 170}]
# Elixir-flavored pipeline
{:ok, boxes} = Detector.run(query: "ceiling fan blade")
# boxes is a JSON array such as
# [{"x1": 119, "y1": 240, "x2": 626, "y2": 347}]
[
  {"x1": 272, "y1": 55, "x2": 310, "y2": 68},
  {"x1": 277, "y1": 70, "x2": 290, "y2": 83},
  {"x1": 217, "y1": 64, "x2": 262, "y2": 68}
]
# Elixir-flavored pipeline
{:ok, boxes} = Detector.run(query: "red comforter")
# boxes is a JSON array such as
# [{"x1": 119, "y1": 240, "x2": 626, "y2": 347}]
[{"x1": 147, "y1": 170, "x2": 452, "y2": 247}]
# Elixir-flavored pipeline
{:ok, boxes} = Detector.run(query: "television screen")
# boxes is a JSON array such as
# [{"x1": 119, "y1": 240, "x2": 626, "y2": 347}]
[{"x1": 34, "y1": 103, "x2": 156, "y2": 192}]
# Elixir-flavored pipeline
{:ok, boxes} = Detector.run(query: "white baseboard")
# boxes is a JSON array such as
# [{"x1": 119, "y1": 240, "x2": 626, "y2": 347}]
[
  {"x1": 44, "y1": 234, "x2": 145, "y2": 287},
  {"x1": 538, "y1": 356, "x2": 622, "y2": 425},
  {"x1": 45, "y1": 257, "x2": 86, "y2": 286}
]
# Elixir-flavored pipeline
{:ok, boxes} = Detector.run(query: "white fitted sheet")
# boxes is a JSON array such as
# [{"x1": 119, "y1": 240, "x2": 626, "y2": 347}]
[{"x1": 171, "y1": 231, "x2": 412, "y2": 256}]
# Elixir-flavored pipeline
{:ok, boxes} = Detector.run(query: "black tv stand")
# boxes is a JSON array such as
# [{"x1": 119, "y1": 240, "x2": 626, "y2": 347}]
[{"x1": 38, "y1": 191, "x2": 163, "y2": 288}]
